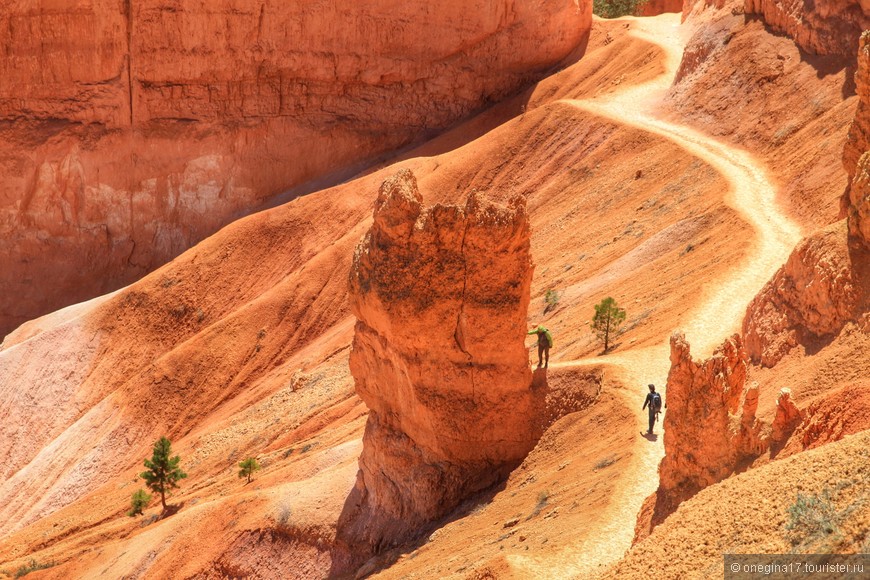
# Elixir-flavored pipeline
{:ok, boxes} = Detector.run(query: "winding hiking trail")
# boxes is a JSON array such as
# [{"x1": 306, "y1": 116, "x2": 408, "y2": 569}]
[{"x1": 509, "y1": 14, "x2": 802, "y2": 578}]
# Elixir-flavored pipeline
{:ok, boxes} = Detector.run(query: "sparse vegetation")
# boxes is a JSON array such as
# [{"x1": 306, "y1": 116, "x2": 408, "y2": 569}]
[
  {"x1": 140, "y1": 436, "x2": 188, "y2": 511},
  {"x1": 772, "y1": 122, "x2": 799, "y2": 146},
  {"x1": 544, "y1": 289, "x2": 560, "y2": 313},
  {"x1": 527, "y1": 490, "x2": 551, "y2": 520},
  {"x1": 593, "y1": 0, "x2": 648, "y2": 18},
  {"x1": 238, "y1": 457, "x2": 262, "y2": 483},
  {"x1": 469, "y1": 501, "x2": 489, "y2": 516},
  {"x1": 592, "y1": 297, "x2": 626, "y2": 352},
  {"x1": 595, "y1": 455, "x2": 618, "y2": 470},
  {"x1": 785, "y1": 491, "x2": 838, "y2": 546},
  {"x1": 127, "y1": 488, "x2": 152, "y2": 517},
  {"x1": 13, "y1": 559, "x2": 54, "y2": 578},
  {"x1": 276, "y1": 501, "x2": 293, "y2": 531}
]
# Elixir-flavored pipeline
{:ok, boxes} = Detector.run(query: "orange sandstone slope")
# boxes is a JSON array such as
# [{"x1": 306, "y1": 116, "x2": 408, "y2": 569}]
[
  {"x1": 0, "y1": 0, "x2": 590, "y2": 338},
  {"x1": 609, "y1": 431, "x2": 870, "y2": 579},
  {"x1": 0, "y1": 17, "x2": 751, "y2": 578},
  {"x1": 670, "y1": 0, "x2": 858, "y2": 231}
]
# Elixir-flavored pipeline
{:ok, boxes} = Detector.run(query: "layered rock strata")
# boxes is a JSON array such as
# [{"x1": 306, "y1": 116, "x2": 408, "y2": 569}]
[
  {"x1": 343, "y1": 169, "x2": 542, "y2": 554},
  {"x1": 743, "y1": 222, "x2": 862, "y2": 367},
  {"x1": 844, "y1": 32, "x2": 870, "y2": 185},
  {"x1": 847, "y1": 152, "x2": 870, "y2": 249},
  {"x1": 743, "y1": 0, "x2": 870, "y2": 56},
  {"x1": 0, "y1": 0, "x2": 591, "y2": 337}
]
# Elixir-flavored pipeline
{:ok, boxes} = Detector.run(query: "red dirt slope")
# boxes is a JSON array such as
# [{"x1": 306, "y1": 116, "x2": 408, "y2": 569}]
[{"x1": 609, "y1": 430, "x2": 870, "y2": 579}]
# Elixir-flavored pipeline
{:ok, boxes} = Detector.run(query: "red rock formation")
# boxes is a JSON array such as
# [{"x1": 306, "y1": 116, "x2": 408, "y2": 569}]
[
  {"x1": 787, "y1": 383, "x2": 870, "y2": 454},
  {"x1": 341, "y1": 170, "x2": 543, "y2": 557},
  {"x1": 743, "y1": 222, "x2": 862, "y2": 367},
  {"x1": 634, "y1": 332, "x2": 764, "y2": 541},
  {"x1": 770, "y1": 388, "x2": 802, "y2": 444},
  {"x1": 660, "y1": 332, "x2": 762, "y2": 495},
  {"x1": 847, "y1": 152, "x2": 870, "y2": 248},
  {"x1": 844, "y1": 32, "x2": 870, "y2": 186},
  {"x1": 743, "y1": 0, "x2": 870, "y2": 56},
  {"x1": 682, "y1": 0, "x2": 728, "y2": 22},
  {"x1": 0, "y1": 0, "x2": 592, "y2": 338}
]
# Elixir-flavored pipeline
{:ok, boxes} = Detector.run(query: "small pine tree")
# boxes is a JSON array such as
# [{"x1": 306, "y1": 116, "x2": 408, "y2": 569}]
[
  {"x1": 238, "y1": 457, "x2": 261, "y2": 484},
  {"x1": 127, "y1": 488, "x2": 152, "y2": 517},
  {"x1": 592, "y1": 297, "x2": 626, "y2": 352},
  {"x1": 140, "y1": 436, "x2": 187, "y2": 511}
]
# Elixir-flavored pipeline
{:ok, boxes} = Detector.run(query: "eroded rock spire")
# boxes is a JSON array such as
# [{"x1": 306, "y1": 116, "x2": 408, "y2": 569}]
[{"x1": 341, "y1": 169, "x2": 543, "y2": 557}]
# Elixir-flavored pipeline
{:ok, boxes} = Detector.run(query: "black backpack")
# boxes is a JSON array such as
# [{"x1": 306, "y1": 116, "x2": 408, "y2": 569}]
[{"x1": 651, "y1": 392, "x2": 662, "y2": 412}]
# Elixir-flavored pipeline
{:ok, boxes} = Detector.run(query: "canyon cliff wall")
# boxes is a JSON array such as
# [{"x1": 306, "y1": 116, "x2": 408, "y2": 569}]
[
  {"x1": 844, "y1": 32, "x2": 870, "y2": 183},
  {"x1": 846, "y1": 34, "x2": 870, "y2": 246},
  {"x1": 683, "y1": 0, "x2": 868, "y2": 57},
  {"x1": 742, "y1": 0, "x2": 870, "y2": 56},
  {"x1": 638, "y1": 0, "x2": 685, "y2": 17},
  {"x1": 0, "y1": 0, "x2": 591, "y2": 337},
  {"x1": 848, "y1": 152, "x2": 870, "y2": 248},
  {"x1": 341, "y1": 170, "x2": 542, "y2": 558}
]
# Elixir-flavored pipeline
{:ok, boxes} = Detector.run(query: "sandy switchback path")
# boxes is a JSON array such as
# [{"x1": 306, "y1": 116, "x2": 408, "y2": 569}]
[{"x1": 508, "y1": 14, "x2": 802, "y2": 578}]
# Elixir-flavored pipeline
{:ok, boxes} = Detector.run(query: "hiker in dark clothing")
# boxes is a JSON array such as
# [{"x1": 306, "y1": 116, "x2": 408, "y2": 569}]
[
  {"x1": 527, "y1": 325, "x2": 553, "y2": 369},
  {"x1": 642, "y1": 384, "x2": 662, "y2": 434}
]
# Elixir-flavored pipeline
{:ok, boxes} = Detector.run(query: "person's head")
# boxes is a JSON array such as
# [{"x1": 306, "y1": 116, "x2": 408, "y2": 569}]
[{"x1": 648, "y1": 384, "x2": 655, "y2": 392}]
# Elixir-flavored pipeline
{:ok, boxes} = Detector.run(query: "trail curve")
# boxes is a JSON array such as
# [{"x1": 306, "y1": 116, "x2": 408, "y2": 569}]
[{"x1": 508, "y1": 13, "x2": 802, "y2": 578}]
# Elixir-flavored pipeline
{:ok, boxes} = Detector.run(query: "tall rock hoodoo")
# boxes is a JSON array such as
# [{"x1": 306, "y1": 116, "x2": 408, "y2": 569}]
[
  {"x1": 659, "y1": 333, "x2": 763, "y2": 498},
  {"x1": 343, "y1": 169, "x2": 543, "y2": 555},
  {"x1": 635, "y1": 333, "x2": 798, "y2": 541}
]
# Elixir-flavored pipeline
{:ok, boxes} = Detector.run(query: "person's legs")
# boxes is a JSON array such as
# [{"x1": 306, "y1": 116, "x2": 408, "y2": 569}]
[
  {"x1": 543, "y1": 346, "x2": 549, "y2": 368},
  {"x1": 648, "y1": 408, "x2": 655, "y2": 434},
  {"x1": 537, "y1": 343, "x2": 544, "y2": 368}
]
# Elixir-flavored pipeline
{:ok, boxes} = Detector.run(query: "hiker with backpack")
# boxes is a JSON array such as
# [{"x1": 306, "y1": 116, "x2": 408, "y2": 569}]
[
  {"x1": 642, "y1": 384, "x2": 663, "y2": 435},
  {"x1": 527, "y1": 325, "x2": 553, "y2": 369}
]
